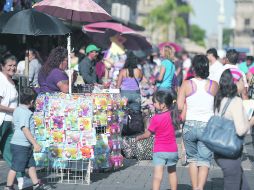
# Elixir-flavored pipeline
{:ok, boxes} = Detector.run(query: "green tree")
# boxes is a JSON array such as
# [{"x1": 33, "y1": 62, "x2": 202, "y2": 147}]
[
  {"x1": 223, "y1": 28, "x2": 233, "y2": 47},
  {"x1": 143, "y1": 0, "x2": 192, "y2": 41},
  {"x1": 189, "y1": 24, "x2": 206, "y2": 47}
]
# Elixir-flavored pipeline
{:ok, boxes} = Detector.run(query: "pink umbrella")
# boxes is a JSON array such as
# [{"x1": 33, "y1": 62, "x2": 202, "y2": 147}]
[
  {"x1": 84, "y1": 22, "x2": 136, "y2": 34},
  {"x1": 83, "y1": 22, "x2": 152, "y2": 51},
  {"x1": 33, "y1": 0, "x2": 112, "y2": 22},
  {"x1": 158, "y1": 42, "x2": 183, "y2": 52}
]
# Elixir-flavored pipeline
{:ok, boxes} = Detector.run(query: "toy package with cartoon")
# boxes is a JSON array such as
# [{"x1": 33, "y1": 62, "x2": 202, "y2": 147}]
[{"x1": 33, "y1": 93, "x2": 126, "y2": 170}]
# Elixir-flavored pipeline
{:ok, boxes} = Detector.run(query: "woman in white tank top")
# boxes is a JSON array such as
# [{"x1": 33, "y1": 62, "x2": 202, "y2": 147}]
[{"x1": 177, "y1": 55, "x2": 219, "y2": 190}]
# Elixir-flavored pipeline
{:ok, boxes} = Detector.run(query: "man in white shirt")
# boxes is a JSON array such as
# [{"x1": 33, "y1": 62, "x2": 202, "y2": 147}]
[
  {"x1": 207, "y1": 48, "x2": 224, "y2": 83},
  {"x1": 181, "y1": 51, "x2": 191, "y2": 80},
  {"x1": 224, "y1": 49, "x2": 248, "y2": 100}
]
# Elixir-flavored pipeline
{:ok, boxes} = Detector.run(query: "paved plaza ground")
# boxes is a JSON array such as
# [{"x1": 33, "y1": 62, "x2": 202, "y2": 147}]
[{"x1": 0, "y1": 135, "x2": 254, "y2": 190}]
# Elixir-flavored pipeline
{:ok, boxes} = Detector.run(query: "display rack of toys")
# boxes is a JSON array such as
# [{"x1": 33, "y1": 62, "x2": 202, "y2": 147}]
[{"x1": 34, "y1": 92, "x2": 127, "y2": 185}]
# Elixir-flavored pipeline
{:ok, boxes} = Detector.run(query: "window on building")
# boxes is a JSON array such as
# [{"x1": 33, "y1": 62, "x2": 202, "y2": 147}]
[{"x1": 245, "y1": 18, "x2": 250, "y2": 26}]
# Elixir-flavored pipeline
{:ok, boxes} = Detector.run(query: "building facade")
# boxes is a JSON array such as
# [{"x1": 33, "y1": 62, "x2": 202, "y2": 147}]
[{"x1": 234, "y1": 0, "x2": 254, "y2": 54}]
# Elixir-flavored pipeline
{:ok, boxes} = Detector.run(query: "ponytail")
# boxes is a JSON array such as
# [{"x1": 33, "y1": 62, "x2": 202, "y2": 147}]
[{"x1": 170, "y1": 99, "x2": 181, "y2": 129}]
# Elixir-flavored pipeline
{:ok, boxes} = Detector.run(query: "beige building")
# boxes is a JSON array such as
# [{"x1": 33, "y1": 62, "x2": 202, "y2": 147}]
[{"x1": 234, "y1": 0, "x2": 254, "y2": 54}]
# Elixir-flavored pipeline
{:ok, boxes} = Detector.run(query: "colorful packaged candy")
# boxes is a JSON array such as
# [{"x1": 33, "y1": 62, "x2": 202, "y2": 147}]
[
  {"x1": 48, "y1": 145, "x2": 64, "y2": 160},
  {"x1": 50, "y1": 116, "x2": 65, "y2": 130},
  {"x1": 78, "y1": 117, "x2": 92, "y2": 131},
  {"x1": 94, "y1": 113, "x2": 107, "y2": 126},
  {"x1": 110, "y1": 155, "x2": 123, "y2": 168},
  {"x1": 64, "y1": 145, "x2": 78, "y2": 160},
  {"x1": 33, "y1": 112, "x2": 44, "y2": 128},
  {"x1": 79, "y1": 145, "x2": 94, "y2": 159},
  {"x1": 66, "y1": 131, "x2": 80, "y2": 145},
  {"x1": 109, "y1": 124, "x2": 121, "y2": 135},
  {"x1": 50, "y1": 130, "x2": 65, "y2": 143},
  {"x1": 93, "y1": 94, "x2": 109, "y2": 110},
  {"x1": 78, "y1": 99, "x2": 93, "y2": 117},
  {"x1": 65, "y1": 114, "x2": 78, "y2": 131},
  {"x1": 35, "y1": 95, "x2": 45, "y2": 111},
  {"x1": 94, "y1": 153, "x2": 110, "y2": 169},
  {"x1": 80, "y1": 129, "x2": 96, "y2": 146}
]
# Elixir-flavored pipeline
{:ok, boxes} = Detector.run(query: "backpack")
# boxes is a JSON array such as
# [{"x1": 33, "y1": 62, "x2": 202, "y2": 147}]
[{"x1": 121, "y1": 109, "x2": 144, "y2": 136}]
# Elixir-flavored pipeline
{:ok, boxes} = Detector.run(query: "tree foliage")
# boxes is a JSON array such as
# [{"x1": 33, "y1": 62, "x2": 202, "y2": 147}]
[
  {"x1": 223, "y1": 28, "x2": 233, "y2": 47},
  {"x1": 189, "y1": 24, "x2": 206, "y2": 47},
  {"x1": 143, "y1": 0, "x2": 193, "y2": 41}
]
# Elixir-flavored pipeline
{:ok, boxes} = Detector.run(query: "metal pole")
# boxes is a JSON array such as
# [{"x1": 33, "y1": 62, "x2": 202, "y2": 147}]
[
  {"x1": 67, "y1": 34, "x2": 72, "y2": 94},
  {"x1": 217, "y1": 0, "x2": 225, "y2": 50}
]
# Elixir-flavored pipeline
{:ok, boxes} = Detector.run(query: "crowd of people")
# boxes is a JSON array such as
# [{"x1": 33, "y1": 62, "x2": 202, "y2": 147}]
[{"x1": 0, "y1": 43, "x2": 254, "y2": 190}]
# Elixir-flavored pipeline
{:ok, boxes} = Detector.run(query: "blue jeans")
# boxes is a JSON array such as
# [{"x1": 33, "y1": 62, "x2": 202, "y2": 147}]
[
  {"x1": 121, "y1": 90, "x2": 141, "y2": 111},
  {"x1": 183, "y1": 120, "x2": 213, "y2": 167},
  {"x1": 11, "y1": 144, "x2": 36, "y2": 172},
  {"x1": 153, "y1": 152, "x2": 178, "y2": 166}
]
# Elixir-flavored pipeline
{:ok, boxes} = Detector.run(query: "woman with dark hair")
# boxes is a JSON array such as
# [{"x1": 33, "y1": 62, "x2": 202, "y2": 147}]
[
  {"x1": 0, "y1": 54, "x2": 18, "y2": 168},
  {"x1": 177, "y1": 55, "x2": 218, "y2": 190},
  {"x1": 27, "y1": 48, "x2": 42, "y2": 87},
  {"x1": 116, "y1": 51, "x2": 143, "y2": 111},
  {"x1": 38, "y1": 46, "x2": 69, "y2": 93},
  {"x1": 214, "y1": 69, "x2": 250, "y2": 190},
  {"x1": 0, "y1": 54, "x2": 32, "y2": 189}
]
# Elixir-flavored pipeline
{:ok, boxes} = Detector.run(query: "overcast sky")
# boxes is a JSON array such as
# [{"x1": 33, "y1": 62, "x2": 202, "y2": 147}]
[{"x1": 189, "y1": 0, "x2": 235, "y2": 37}]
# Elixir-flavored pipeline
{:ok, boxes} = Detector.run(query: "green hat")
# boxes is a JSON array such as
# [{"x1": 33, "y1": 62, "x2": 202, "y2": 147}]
[{"x1": 85, "y1": 44, "x2": 100, "y2": 54}]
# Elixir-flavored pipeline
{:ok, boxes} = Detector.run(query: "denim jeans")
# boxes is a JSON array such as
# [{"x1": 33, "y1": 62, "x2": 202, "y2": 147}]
[
  {"x1": 153, "y1": 152, "x2": 178, "y2": 166},
  {"x1": 183, "y1": 120, "x2": 213, "y2": 167},
  {"x1": 121, "y1": 90, "x2": 141, "y2": 112},
  {"x1": 11, "y1": 144, "x2": 36, "y2": 172}
]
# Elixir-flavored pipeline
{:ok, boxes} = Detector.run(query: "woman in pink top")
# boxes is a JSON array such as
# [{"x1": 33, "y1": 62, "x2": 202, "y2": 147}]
[{"x1": 136, "y1": 90, "x2": 180, "y2": 190}]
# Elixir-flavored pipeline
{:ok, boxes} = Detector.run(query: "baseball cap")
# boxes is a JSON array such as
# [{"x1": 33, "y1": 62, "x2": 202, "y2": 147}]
[{"x1": 85, "y1": 44, "x2": 100, "y2": 54}]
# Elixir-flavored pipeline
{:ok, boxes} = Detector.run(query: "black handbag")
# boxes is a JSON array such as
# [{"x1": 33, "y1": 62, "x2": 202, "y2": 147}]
[
  {"x1": 121, "y1": 109, "x2": 144, "y2": 136},
  {"x1": 200, "y1": 98, "x2": 244, "y2": 158}
]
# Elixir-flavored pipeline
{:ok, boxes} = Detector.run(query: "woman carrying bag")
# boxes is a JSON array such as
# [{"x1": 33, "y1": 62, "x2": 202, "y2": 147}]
[{"x1": 214, "y1": 69, "x2": 250, "y2": 190}]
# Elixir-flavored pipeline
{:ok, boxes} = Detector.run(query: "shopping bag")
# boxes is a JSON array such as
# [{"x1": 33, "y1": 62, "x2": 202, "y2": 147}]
[
  {"x1": 135, "y1": 136, "x2": 154, "y2": 160},
  {"x1": 121, "y1": 136, "x2": 137, "y2": 159}
]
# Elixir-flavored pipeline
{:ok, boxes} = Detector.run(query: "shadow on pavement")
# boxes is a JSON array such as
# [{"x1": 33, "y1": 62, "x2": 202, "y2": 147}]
[
  {"x1": 91, "y1": 159, "x2": 138, "y2": 183},
  {"x1": 209, "y1": 177, "x2": 224, "y2": 189},
  {"x1": 177, "y1": 184, "x2": 192, "y2": 189}
]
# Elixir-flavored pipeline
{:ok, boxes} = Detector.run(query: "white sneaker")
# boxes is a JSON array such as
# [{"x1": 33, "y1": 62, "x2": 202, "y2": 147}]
[{"x1": 17, "y1": 176, "x2": 33, "y2": 190}]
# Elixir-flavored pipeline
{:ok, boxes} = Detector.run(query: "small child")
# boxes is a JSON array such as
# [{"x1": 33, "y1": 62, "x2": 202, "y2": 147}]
[
  {"x1": 5, "y1": 87, "x2": 43, "y2": 190},
  {"x1": 136, "y1": 90, "x2": 180, "y2": 190}
]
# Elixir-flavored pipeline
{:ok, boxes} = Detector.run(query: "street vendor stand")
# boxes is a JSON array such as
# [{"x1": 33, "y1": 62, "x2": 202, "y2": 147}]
[{"x1": 33, "y1": 90, "x2": 127, "y2": 185}]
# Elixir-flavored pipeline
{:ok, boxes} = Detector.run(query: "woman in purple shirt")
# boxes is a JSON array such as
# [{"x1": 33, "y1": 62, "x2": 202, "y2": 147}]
[
  {"x1": 116, "y1": 51, "x2": 143, "y2": 111},
  {"x1": 37, "y1": 47, "x2": 69, "y2": 93}
]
